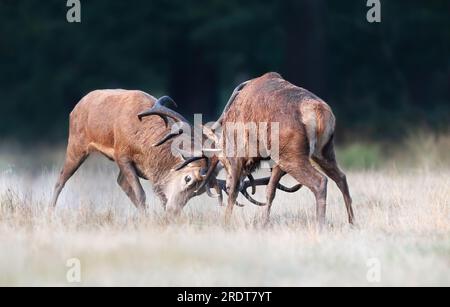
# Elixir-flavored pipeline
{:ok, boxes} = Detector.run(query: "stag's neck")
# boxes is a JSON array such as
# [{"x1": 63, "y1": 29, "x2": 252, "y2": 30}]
[{"x1": 137, "y1": 144, "x2": 183, "y2": 185}]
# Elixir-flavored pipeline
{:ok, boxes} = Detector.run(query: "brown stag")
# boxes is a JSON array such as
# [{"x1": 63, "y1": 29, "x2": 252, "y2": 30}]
[
  {"x1": 51, "y1": 89, "x2": 220, "y2": 216},
  {"x1": 216, "y1": 72, "x2": 355, "y2": 226},
  {"x1": 150, "y1": 73, "x2": 354, "y2": 227}
]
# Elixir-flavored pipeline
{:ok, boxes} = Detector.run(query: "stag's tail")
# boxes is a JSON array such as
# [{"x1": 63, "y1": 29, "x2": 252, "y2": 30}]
[{"x1": 300, "y1": 100, "x2": 336, "y2": 158}]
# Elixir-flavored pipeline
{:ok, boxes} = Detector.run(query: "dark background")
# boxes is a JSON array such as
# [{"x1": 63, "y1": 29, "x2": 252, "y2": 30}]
[{"x1": 1, "y1": 0, "x2": 449, "y2": 143}]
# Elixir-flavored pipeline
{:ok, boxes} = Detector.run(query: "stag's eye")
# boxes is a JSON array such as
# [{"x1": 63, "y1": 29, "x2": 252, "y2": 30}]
[{"x1": 184, "y1": 175, "x2": 192, "y2": 184}]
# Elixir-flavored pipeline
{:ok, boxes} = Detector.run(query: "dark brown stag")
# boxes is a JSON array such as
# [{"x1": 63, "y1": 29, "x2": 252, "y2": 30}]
[
  {"x1": 215, "y1": 72, "x2": 355, "y2": 226},
  {"x1": 150, "y1": 72, "x2": 355, "y2": 227}
]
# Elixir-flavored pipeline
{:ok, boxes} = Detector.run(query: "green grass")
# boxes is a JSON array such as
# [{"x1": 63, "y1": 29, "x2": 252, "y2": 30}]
[{"x1": 337, "y1": 143, "x2": 382, "y2": 170}]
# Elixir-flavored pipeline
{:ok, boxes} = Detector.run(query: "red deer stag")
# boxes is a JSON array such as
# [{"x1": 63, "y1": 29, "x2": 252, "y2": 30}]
[
  {"x1": 214, "y1": 72, "x2": 355, "y2": 226},
  {"x1": 153, "y1": 73, "x2": 355, "y2": 227},
  {"x1": 52, "y1": 90, "x2": 222, "y2": 216}
]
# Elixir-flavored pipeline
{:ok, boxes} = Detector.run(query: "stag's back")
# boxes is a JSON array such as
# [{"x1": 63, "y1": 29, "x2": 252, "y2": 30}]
[{"x1": 223, "y1": 72, "x2": 336, "y2": 157}]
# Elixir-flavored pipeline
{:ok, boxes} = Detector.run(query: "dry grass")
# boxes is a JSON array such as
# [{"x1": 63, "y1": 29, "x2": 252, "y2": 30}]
[{"x1": 0, "y1": 149, "x2": 449, "y2": 286}]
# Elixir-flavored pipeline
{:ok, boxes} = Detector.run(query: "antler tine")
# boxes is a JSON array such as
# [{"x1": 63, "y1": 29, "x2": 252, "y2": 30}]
[
  {"x1": 159, "y1": 95, "x2": 178, "y2": 109},
  {"x1": 216, "y1": 179, "x2": 227, "y2": 192},
  {"x1": 205, "y1": 181, "x2": 220, "y2": 198},
  {"x1": 194, "y1": 159, "x2": 219, "y2": 194},
  {"x1": 276, "y1": 183, "x2": 302, "y2": 193},
  {"x1": 153, "y1": 129, "x2": 184, "y2": 147},
  {"x1": 215, "y1": 179, "x2": 266, "y2": 207},
  {"x1": 205, "y1": 188, "x2": 219, "y2": 198},
  {"x1": 138, "y1": 96, "x2": 189, "y2": 127},
  {"x1": 217, "y1": 173, "x2": 301, "y2": 207},
  {"x1": 240, "y1": 189, "x2": 266, "y2": 207},
  {"x1": 241, "y1": 177, "x2": 270, "y2": 190},
  {"x1": 247, "y1": 174, "x2": 256, "y2": 195},
  {"x1": 240, "y1": 176, "x2": 303, "y2": 194},
  {"x1": 237, "y1": 178, "x2": 301, "y2": 207},
  {"x1": 174, "y1": 156, "x2": 206, "y2": 172}
]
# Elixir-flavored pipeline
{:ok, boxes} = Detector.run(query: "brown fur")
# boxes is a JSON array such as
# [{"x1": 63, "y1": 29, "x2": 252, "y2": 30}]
[
  {"x1": 52, "y1": 90, "x2": 208, "y2": 216},
  {"x1": 219, "y1": 73, "x2": 354, "y2": 226}
]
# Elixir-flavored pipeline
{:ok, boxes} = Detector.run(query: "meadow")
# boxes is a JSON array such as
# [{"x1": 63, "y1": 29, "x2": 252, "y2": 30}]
[{"x1": 0, "y1": 133, "x2": 449, "y2": 286}]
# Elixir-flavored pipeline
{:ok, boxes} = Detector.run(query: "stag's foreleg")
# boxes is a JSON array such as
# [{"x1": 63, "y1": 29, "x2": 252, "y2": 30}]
[
  {"x1": 117, "y1": 171, "x2": 142, "y2": 209},
  {"x1": 116, "y1": 158, "x2": 147, "y2": 212},
  {"x1": 224, "y1": 164, "x2": 242, "y2": 224},
  {"x1": 260, "y1": 166, "x2": 285, "y2": 225},
  {"x1": 313, "y1": 138, "x2": 354, "y2": 224}
]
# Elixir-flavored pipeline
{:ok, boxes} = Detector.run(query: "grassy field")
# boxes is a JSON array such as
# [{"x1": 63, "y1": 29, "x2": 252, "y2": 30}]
[{"x1": 0, "y1": 138, "x2": 449, "y2": 286}]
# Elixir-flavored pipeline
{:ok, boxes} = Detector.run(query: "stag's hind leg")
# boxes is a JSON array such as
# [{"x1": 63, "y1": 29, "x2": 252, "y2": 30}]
[
  {"x1": 51, "y1": 147, "x2": 89, "y2": 209},
  {"x1": 280, "y1": 153, "x2": 328, "y2": 228},
  {"x1": 313, "y1": 139, "x2": 355, "y2": 224}
]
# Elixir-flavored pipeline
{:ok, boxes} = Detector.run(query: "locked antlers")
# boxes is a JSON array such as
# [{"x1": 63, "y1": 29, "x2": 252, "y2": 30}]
[{"x1": 138, "y1": 93, "x2": 301, "y2": 207}]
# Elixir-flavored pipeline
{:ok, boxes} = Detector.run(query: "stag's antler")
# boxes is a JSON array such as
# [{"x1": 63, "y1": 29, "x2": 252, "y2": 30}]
[
  {"x1": 138, "y1": 96, "x2": 223, "y2": 199},
  {"x1": 240, "y1": 176, "x2": 302, "y2": 206},
  {"x1": 138, "y1": 96, "x2": 188, "y2": 125},
  {"x1": 214, "y1": 174, "x2": 302, "y2": 207}
]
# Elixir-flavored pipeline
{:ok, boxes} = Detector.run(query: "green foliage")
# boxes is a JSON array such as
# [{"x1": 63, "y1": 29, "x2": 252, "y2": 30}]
[
  {"x1": 337, "y1": 143, "x2": 382, "y2": 170},
  {"x1": 0, "y1": 0, "x2": 448, "y2": 141}
]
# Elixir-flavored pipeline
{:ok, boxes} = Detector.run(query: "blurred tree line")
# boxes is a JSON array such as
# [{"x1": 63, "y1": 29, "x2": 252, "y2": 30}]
[{"x1": 0, "y1": 0, "x2": 449, "y2": 142}]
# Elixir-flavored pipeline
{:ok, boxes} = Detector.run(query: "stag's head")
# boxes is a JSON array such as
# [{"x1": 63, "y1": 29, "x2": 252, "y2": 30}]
[
  {"x1": 159, "y1": 157, "x2": 211, "y2": 216},
  {"x1": 137, "y1": 96, "x2": 223, "y2": 216}
]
